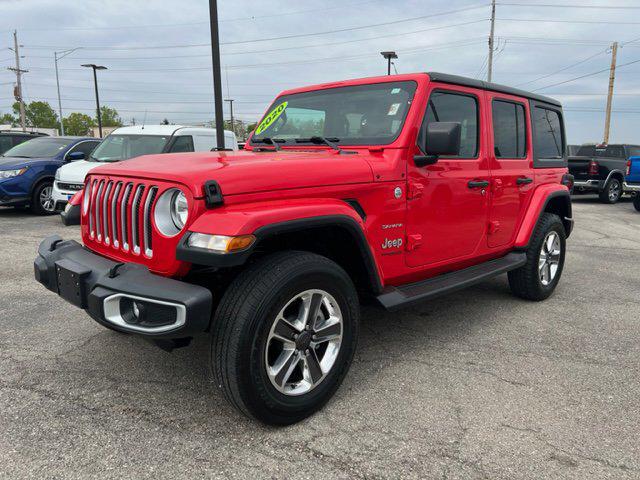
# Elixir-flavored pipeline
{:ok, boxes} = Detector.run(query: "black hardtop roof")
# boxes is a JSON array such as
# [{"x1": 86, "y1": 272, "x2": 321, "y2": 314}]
[{"x1": 427, "y1": 72, "x2": 562, "y2": 107}]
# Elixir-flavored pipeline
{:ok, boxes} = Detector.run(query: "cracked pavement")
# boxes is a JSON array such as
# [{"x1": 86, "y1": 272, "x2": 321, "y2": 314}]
[{"x1": 1, "y1": 196, "x2": 639, "y2": 479}]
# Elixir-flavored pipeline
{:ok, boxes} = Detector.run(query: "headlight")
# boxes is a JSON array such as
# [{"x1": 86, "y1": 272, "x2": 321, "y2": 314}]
[
  {"x1": 154, "y1": 188, "x2": 189, "y2": 237},
  {"x1": 187, "y1": 233, "x2": 255, "y2": 253},
  {"x1": 170, "y1": 190, "x2": 188, "y2": 229},
  {"x1": 0, "y1": 167, "x2": 27, "y2": 179}
]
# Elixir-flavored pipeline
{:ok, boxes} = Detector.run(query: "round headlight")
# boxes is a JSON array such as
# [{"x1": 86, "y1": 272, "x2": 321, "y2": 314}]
[
  {"x1": 170, "y1": 190, "x2": 188, "y2": 229},
  {"x1": 154, "y1": 188, "x2": 188, "y2": 237}
]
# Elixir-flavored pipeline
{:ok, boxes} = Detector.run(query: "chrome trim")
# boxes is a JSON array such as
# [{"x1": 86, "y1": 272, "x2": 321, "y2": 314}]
[
  {"x1": 131, "y1": 184, "x2": 145, "y2": 255},
  {"x1": 102, "y1": 181, "x2": 113, "y2": 245},
  {"x1": 623, "y1": 182, "x2": 640, "y2": 192},
  {"x1": 102, "y1": 293, "x2": 186, "y2": 334},
  {"x1": 120, "y1": 183, "x2": 133, "y2": 252},
  {"x1": 110, "y1": 182, "x2": 122, "y2": 248},
  {"x1": 94, "y1": 180, "x2": 105, "y2": 241},
  {"x1": 143, "y1": 186, "x2": 158, "y2": 258}
]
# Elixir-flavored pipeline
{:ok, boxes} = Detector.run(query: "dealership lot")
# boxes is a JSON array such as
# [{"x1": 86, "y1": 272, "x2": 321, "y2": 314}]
[{"x1": 0, "y1": 197, "x2": 638, "y2": 479}]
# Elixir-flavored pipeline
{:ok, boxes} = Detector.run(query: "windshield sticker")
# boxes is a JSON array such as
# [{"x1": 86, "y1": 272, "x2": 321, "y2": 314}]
[
  {"x1": 390, "y1": 88, "x2": 401, "y2": 94},
  {"x1": 387, "y1": 103, "x2": 401, "y2": 116},
  {"x1": 255, "y1": 101, "x2": 288, "y2": 135}
]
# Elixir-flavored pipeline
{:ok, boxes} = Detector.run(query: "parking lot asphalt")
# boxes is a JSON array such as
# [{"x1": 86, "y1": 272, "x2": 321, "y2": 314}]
[{"x1": 0, "y1": 196, "x2": 639, "y2": 479}]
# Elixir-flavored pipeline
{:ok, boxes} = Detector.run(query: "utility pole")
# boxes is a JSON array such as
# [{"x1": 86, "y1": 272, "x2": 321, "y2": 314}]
[
  {"x1": 208, "y1": 0, "x2": 225, "y2": 149},
  {"x1": 8, "y1": 30, "x2": 27, "y2": 132},
  {"x1": 487, "y1": 0, "x2": 496, "y2": 83},
  {"x1": 81, "y1": 64, "x2": 107, "y2": 137},
  {"x1": 54, "y1": 48, "x2": 81, "y2": 136},
  {"x1": 603, "y1": 41, "x2": 618, "y2": 145},
  {"x1": 224, "y1": 98, "x2": 234, "y2": 135}
]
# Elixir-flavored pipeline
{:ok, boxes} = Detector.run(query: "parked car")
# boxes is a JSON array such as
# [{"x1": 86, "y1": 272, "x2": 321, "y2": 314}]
[
  {"x1": 625, "y1": 156, "x2": 640, "y2": 211},
  {"x1": 34, "y1": 72, "x2": 572, "y2": 424},
  {"x1": 52, "y1": 125, "x2": 237, "y2": 212},
  {"x1": 0, "y1": 136, "x2": 100, "y2": 214},
  {"x1": 0, "y1": 130, "x2": 48, "y2": 155},
  {"x1": 569, "y1": 143, "x2": 640, "y2": 203}
]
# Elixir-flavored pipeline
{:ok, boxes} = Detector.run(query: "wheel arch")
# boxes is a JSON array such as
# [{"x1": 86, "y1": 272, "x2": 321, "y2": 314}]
[
  {"x1": 515, "y1": 187, "x2": 573, "y2": 248},
  {"x1": 30, "y1": 174, "x2": 55, "y2": 197}
]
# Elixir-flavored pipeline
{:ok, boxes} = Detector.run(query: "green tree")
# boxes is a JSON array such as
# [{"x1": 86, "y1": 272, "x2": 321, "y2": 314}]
[
  {"x1": 99, "y1": 106, "x2": 123, "y2": 127},
  {"x1": 246, "y1": 122, "x2": 257, "y2": 136},
  {"x1": 0, "y1": 112, "x2": 15, "y2": 126},
  {"x1": 63, "y1": 113, "x2": 95, "y2": 136},
  {"x1": 161, "y1": 118, "x2": 170, "y2": 125},
  {"x1": 13, "y1": 101, "x2": 58, "y2": 128}
]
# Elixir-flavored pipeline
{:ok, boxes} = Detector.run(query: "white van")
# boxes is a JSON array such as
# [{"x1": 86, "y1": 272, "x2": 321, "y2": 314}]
[{"x1": 52, "y1": 125, "x2": 237, "y2": 210}]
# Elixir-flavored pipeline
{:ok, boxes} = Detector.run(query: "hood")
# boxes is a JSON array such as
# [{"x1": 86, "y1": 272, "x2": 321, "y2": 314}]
[
  {"x1": 0, "y1": 156, "x2": 52, "y2": 170},
  {"x1": 89, "y1": 149, "x2": 375, "y2": 197},
  {"x1": 57, "y1": 160, "x2": 102, "y2": 183}
]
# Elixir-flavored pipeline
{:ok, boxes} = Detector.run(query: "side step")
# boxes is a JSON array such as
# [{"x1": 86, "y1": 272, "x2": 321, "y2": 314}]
[{"x1": 377, "y1": 252, "x2": 527, "y2": 311}]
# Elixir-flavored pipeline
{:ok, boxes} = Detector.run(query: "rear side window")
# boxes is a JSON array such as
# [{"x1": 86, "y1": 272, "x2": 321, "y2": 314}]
[
  {"x1": 492, "y1": 100, "x2": 527, "y2": 158},
  {"x1": 0, "y1": 136, "x2": 12, "y2": 153},
  {"x1": 533, "y1": 107, "x2": 563, "y2": 159},
  {"x1": 421, "y1": 91, "x2": 479, "y2": 158}
]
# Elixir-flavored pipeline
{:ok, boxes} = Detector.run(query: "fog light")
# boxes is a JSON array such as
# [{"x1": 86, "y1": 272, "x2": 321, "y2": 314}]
[
  {"x1": 187, "y1": 233, "x2": 255, "y2": 253},
  {"x1": 103, "y1": 294, "x2": 186, "y2": 333},
  {"x1": 120, "y1": 297, "x2": 147, "y2": 325}
]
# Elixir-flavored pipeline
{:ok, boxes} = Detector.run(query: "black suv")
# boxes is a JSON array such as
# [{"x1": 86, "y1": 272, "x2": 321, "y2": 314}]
[{"x1": 0, "y1": 131, "x2": 48, "y2": 155}]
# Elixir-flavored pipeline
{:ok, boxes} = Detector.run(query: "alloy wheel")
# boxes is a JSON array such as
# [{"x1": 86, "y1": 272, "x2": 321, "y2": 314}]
[
  {"x1": 265, "y1": 289, "x2": 343, "y2": 396},
  {"x1": 609, "y1": 180, "x2": 621, "y2": 202},
  {"x1": 40, "y1": 185, "x2": 55, "y2": 212},
  {"x1": 539, "y1": 231, "x2": 561, "y2": 286}
]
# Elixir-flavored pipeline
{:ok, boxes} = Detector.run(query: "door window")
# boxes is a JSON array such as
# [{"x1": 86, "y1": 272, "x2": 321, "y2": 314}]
[
  {"x1": 168, "y1": 135, "x2": 194, "y2": 152},
  {"x1": 492, "y1": 100, "x2": 527, "y2": 158},
  {"x1": 420, "y1": 91, "x2": 479, "y2": 158},
  {"x1": 533, "y1": 107, "x2": 563, "y2": 159},
  {"x1": 67, "y1": 141, "x2": 99, "y2": 160}
]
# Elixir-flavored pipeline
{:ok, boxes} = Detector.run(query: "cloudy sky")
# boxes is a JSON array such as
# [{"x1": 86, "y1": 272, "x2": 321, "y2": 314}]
[{"x1": 1, "y1": 0, "x2": 639, "y2": 143}]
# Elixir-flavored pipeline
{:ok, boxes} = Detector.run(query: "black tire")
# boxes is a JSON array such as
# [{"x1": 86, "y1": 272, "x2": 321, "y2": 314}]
[
  {"x1": 508, "y1": 213, "x2": 566, "y2": 301},
  {"x1": 30, "y1": 180, "x2": 56, "y2": 215},
  {"x1": 598, "y1": 177, "x2": 622, "y2": 204},
  {"x1": 634, "y1": 195, "x2": 640, "y2": 212},
  {"x1": 211, "y1": 251, "x2": 359, "y2": 425}
]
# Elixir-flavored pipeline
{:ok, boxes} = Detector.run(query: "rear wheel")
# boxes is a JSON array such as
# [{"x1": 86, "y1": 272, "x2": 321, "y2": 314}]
[
  {"x1": 508, "y1": 213, "x2": 566, "y2": 301},
  {"x1": 210, "y1": 251, "x2": 359, "y2": 425},
  {"x1": 31, "y1": 181, "x2": 56, "y2": 215},
  {"x1": 634, "y1": 194, "x2": 640, "y2": 212},
  {"x1": 599, "y1": 177, "x2": 622, "y2": 204}
]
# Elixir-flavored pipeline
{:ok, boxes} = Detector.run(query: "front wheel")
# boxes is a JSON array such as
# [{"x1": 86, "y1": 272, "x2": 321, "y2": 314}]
[
  {"x1": 210, "y1": 251, "x2": 359, "y2": 425},
  {"x1": 31, "y1": 181, "x2": 56, "y2": 215},
  {"x1": 508, "y1": 213, "x2": 566, "y2": 301},
  {"x1": 599, "y1": 177, "x2": 622, "y2": 204}
]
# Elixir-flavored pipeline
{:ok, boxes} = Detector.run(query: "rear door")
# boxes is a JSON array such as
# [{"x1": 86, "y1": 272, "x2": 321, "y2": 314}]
[
  {"x1": 405, "y1": 86, "x2": 491, "y2": 267},
  {"x1": 487, "y1": 94, "x2": 534, "y2": 247}
]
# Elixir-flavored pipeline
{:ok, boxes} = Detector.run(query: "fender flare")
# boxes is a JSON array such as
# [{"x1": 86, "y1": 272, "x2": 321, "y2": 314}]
[
  {"x1": 514, "y1": 186, "x2": 572, "y2": 249},
  {"x1": 176, "y1": 199, "x2": 383, "y2": 294},
  {"x1": 600, "y1": 169, "x2": 625, "y2": 191},
  {"x1": 30, "y1": 174, "x2": 55, "y2": 197}
]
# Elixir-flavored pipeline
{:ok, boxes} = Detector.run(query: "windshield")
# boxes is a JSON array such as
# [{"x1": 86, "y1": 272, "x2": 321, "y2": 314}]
[
  {"x1": 2, "y1": 138, "x2": 72, "y2": 158},
  {"x1": 250, "y1": 81, "x2": 417, "y2": 147},
  {"x1": 90, "y1": 134, "x2": 169, "y2": 162}
]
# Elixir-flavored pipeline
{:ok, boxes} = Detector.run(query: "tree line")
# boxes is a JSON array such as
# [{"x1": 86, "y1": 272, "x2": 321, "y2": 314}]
[{"x1": 0, "y1": 101, "x2": 122, "y2": 135}]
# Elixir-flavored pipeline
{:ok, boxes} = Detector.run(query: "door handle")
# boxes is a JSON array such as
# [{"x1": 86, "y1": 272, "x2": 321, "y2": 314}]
[
  {"x1": 468, "y1": 180, "x2": 489, "y2": 188},
  {"x1": 516, "y1": 177, "x2": 533, "y2": 185}
]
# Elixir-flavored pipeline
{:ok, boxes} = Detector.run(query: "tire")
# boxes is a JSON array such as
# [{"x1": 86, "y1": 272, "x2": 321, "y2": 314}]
[
  {"x1": 211, "y1": 251, "x2": 359, "y2": 425},
  {"x1": 30, "y1": 180, "x2": 56, "y2": 215},
  {"x1": 598, "y1": 177, "x2": 622, "y2": 204},
  {"x1": 634, "y1": 195, "x2": 640, "y2": 212},
  {"x1": 508, "y1": 213, "x2": 566, "y2": 301}
]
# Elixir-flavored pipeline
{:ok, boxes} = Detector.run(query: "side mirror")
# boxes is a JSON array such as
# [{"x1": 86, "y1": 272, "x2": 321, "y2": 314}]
[
  {"x1": 67, "y1": 151, "x2": 85, "y2": 161},
  {"x1": 414, "y1": 121, "x2": 462, "y2": 167}
]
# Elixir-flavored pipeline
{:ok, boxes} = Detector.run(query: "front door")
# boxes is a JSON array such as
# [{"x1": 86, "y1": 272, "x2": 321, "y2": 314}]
[{"x1": 405, "y1": 86, "x2": 490, "y2": 268}]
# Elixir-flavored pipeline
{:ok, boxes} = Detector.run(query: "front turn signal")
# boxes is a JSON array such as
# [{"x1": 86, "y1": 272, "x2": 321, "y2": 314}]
[{"x1": 187, "y1": 233, "x2": 256, "y2": 254}]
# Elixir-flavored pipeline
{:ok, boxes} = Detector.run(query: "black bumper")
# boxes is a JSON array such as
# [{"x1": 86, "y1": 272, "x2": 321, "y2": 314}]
[
  {"x1": 60, "y1": 203, "x2": 80, "y2": 226},
  {"x1": 34, "y1": 235, "x2": 212, "y2": 338}
]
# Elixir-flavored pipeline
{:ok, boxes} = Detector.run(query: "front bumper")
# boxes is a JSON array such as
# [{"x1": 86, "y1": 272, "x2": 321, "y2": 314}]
[{"x1": 34, "y1": 235, "x2": 212, "y2": 338}]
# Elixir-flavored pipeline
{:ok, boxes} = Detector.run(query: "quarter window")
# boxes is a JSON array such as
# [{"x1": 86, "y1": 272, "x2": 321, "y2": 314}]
[
  {"x1": 168, "y1": 135, "x2": 194, "y2": 153},
  {"x1": 420, "y1": 91, "x2": 479, "y2": 158},
  {"x1": 533, "y1": 107, "x2": 563, "y2": 159},
  {"x1": 492, "y1": 100, "x2": 527, "y2": 158}
]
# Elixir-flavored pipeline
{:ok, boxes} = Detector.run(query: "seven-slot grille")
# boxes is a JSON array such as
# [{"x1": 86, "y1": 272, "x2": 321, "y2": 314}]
[{"x1": 85, "y1": 177, "x2": 159, "y2": 258}]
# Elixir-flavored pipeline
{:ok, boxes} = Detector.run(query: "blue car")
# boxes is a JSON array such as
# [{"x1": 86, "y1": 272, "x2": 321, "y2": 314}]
[
  {"x1": 0, "y1": 136, "x2": 100, "y2": 215},
  {"x1": 626, "y1": 156, "x2": 640, "y2": 211}
]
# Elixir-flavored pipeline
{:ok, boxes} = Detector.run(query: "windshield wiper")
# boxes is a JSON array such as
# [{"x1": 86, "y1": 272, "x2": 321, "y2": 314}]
[
  {"x1": 295, "y1": 136, "x2": 341, "y2": 151},
  {"x1": 253, "y1": 137, "x2": 285, "y2": 151}
]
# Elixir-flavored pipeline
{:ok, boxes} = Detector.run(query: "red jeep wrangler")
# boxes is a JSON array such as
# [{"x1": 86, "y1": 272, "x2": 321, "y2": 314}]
[{"x1": 35, "y1": 73, "x2": 573, "y2": 424}]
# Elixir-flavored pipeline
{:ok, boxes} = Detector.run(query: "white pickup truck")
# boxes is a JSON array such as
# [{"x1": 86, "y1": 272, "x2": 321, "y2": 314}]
[{"x1": 53, "y1": 125, "x2": 237, "y2": 213}]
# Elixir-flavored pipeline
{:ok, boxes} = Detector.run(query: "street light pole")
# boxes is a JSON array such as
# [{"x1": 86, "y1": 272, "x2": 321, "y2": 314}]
[
  {"x1": 81, "y1": 64, "x2": 107, "y2": 137},
  {"x1": 54, "y1": 47, "x2": 81, "y2": 136},
  {"x1": 224, "y1": 98, "x2": 234, "y2": 135},
  {"x1": 380, "y1": 51, "x2": 398, "y2": 76},
  {"x1": 208, "y1": 0, "x2": 225, "y2": 150}
]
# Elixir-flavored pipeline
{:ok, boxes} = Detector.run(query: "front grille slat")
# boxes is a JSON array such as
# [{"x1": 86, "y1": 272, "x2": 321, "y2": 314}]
[
  {"x1": 102, "y1": 181, "x2": 113, "y2": 245},
  {"x1": 120, "y1": 183, "x2": 133, "y2": 252},
  {"x1": 94, "y1": 180, "x2": 105, "y2": 241},
  {"x1": 111, "y1": 182, "x2": 122, "y2": 248},
  {"x1": 143, "y1": 187, "x2": 158, "y2": 257},
  {"x1": 131, "y1": 185, "x2": 145, "y2": 255}
]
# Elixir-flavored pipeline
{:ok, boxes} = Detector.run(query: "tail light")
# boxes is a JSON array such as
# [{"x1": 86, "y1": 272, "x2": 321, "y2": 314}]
[
  {"x1": 588, "y1": 160, "x2": 599, "y2": 176},
  {"x1": 561, "y1": 173, "x2": 574, "y2": 194},
  {"x1": 626, "y1": 160, "x2": 631, "y2": 176}
]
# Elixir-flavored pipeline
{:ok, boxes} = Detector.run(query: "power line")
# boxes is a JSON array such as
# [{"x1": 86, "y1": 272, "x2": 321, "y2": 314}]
[
  {"x1": 532, "y1": 57, "x2": 640, "y2": 91},
  {"x1": 515, "y1": 48, "x2": 608, "y2": 87},
  {"x1": 499, "y1": 18, "x2": 640, "y2": 25},
  {"x1": 498, "y1": 3, "x2": 640, "y2": 9}
]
